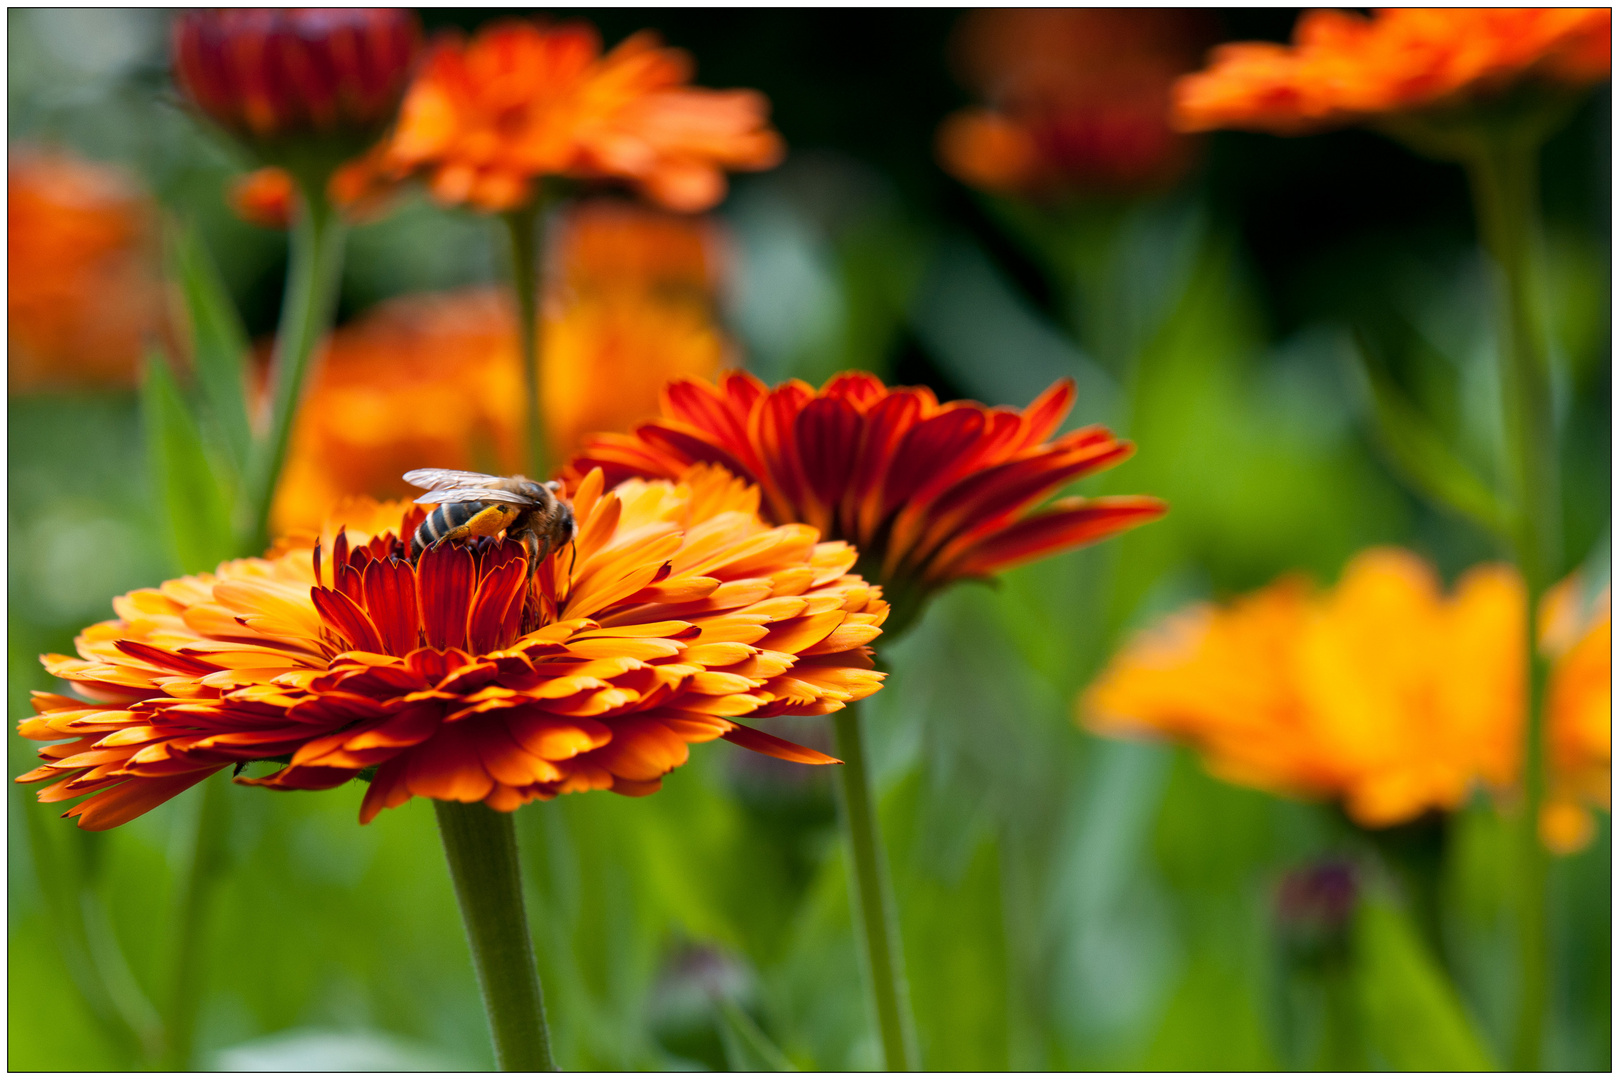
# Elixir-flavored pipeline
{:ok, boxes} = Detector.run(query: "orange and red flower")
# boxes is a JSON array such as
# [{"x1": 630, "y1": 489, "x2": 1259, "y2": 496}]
[
  {"x1": 1173, "y1": 8, "x2": 1612, "y2": 135},
  {"x1": 938, "y1": 8, "x2": 1211, "y2": 198},
  {"x1": 381, "y1": 19, "x2": 784, "y2": 213},
  {"x1": 564, "y1": 371, "x2": 1166, "y2": 628},
  {"x1": 172, "y1": 8, "x2": 422, "y2": 143},
  {"x1": 8, "y1": 149, "x2": 177, "y2": 391},
  {"x1": 1081, "y1": 547, "x2": 1611, "y2": 845},
  {"x1": 19, "y1": 465, "x2": 887, "y2": 830}
]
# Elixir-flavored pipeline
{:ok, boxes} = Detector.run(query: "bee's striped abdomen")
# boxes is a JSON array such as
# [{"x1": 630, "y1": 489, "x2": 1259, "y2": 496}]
[{"x1": 411, "y1": 500, "x2": 489, "y2": 558}]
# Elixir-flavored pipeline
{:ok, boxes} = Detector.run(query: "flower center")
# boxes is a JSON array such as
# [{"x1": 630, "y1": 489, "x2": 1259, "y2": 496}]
[{"x1": 310, "y1": 522, "x2": 551, "y2": 659}]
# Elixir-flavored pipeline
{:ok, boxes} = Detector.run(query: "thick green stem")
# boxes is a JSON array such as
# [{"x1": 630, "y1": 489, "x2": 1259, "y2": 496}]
[
  {"x1": 1464, "y1": 134, "x2": 1558, "y2": 1073},
  {"x1": 503, "y1": 204, "x2": 549, "y2": 480},
  {"x1": 831, "y1": 699, "x2": 917, "y2": 1070},
  {"x1": 435, "y1": 799, "x2": 558, "y2": 1071},
  {"x1": 245, "y1": 177, "x2": 347, "y2": 552},
  {"x1": 162, "y1": 771, "x2": 231, "y2": 1070}
]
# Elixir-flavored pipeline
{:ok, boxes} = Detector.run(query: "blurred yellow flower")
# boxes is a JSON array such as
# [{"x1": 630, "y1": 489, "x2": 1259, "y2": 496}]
[
  {"x1": 272, "y1": 199, "x2": 727, "y2": 533},
  {"x1": 1082, "y1": 548, "x2": 1527, "y2": 829},
  {"x1": 8, "y1": 148, "x2": 177, "y2": 391},
  {"x1": 1538, "y1": 578, "x2": 1611, "y2": 853}
]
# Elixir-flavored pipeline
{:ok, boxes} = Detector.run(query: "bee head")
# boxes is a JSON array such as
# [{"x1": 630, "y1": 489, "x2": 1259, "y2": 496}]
[{"x1": 514, "y1": 478, "x2": 552, "y2": 502}]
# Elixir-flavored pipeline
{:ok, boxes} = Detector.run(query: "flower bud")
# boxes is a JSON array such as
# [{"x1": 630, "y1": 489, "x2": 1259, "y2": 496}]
[{"x1": 172, "y1": 8, "x2": 421, "y2": 144}]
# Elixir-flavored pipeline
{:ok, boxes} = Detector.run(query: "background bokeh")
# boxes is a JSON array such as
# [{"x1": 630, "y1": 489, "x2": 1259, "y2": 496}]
[{"x1": 8, "y1": 8, "x2": 1610, "y2": 1070}]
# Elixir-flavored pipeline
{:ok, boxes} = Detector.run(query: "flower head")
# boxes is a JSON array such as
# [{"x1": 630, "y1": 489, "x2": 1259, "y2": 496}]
[
  {"x1": 172, "y1": 7, "x2": 422, "y2": 144},
  {"x1": 1173, "y1": 8, "x2": 1612, "y2": 135},
  {"x1": 1538, "y1": 577, "x2": 1611, "y2": 853},
  {"x1": 19, "y1": 465, "x2": 887, "y2": 829},
  {"x1": 8, "y1": 149, "x2": 176, "y2": 391},
  {"x1": 564, "y1": 371, "x2": 1165, "y2": 630},
  {"x1": 382, "y1": 20, "x2": 784, "y2": 213},
  {"x1": 1082, "y1": 548, "x2": 1525, "y2": 828},
  {"x1": 938, "y1": 8, "x2": 1209, "y2": 198}
]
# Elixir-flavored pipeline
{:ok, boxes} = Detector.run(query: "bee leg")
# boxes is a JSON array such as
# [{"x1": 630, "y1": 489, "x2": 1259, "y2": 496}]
[
  {"x1": 537, "y1": 535, "x2": 554, "y2": 565},
  {"x1": 522, "y1": 532, "x2": 539, "y2": 566},
  {"x1": 567, "y1": 540, "x2": 578, "y2": 580}
]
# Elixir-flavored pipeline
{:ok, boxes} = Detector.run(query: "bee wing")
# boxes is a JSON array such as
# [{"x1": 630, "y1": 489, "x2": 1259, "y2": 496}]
[
  {"x1": 403, "y1": 468, "x2": 502, "y2": 491},
  {"x1": 411, "y1": 487, "x2": 533, "y2": 506}
]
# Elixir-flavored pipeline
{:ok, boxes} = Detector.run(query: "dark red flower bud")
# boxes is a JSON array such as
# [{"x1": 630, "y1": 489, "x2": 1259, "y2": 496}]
[{"x1": 172, "y1": 8, "x2": 421, "y2": 143}]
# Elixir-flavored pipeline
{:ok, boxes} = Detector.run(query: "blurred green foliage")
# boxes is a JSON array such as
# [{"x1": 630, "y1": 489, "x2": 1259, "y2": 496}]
[{"x1": 8, "y1": 8, "x2": 1610, "y2": 1072}]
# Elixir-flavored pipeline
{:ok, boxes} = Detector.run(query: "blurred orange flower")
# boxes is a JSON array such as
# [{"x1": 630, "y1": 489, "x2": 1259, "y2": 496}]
[
  {"x1": 1538, "y1": 578, "x2": 1611, "y2": 853},
  {"x1": 381, "y1": 19, "x2": 784, "y2": 213},
  {"x1": 271, "y1": 201, "x2": 727, "y2": 533},
  {"x1": 228, "y1": 166, "x2": 298, "y2": 229},
  {"x1": 17, "y1": 466, "x2": 887, "y2": 829},
  {"x1": 564, "y1": 371, "x2": 1165, "y2": 630},
  {"x1": 542, "y1": 200, "x2": 730, "y2": 457},
  {"x1": 1083, "y1": 548, "x2": 1525, "y2": 828},
  {"x1": 227, "y1": 152, "x2": 400, "y2": 229},
  {"x1": 1083, "y1": 548, "x2": 1612, "y2": 846},
  {"x1": 1174, "y1": 8, "x2": 1612, "y2": 135},
  {"x1": 938, "y1": 9, "x2": 1211, "y2": 197},
  {"x1": 8, "y1": 149, "x2": 177, "y2": 391},
  {"x1": 270, "y1": 288, "x2": 526, "y2": 535}
]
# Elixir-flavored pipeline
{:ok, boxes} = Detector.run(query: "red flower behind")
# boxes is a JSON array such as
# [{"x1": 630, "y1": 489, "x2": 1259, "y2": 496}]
[{"x1": 565, "y1": 371, "x2": 1165, "y2": 626}]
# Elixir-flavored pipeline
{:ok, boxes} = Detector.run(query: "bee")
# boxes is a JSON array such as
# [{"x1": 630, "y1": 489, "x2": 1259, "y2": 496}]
[{"x1": 403, "y1": 468, "x2": 577, "y2": 568}]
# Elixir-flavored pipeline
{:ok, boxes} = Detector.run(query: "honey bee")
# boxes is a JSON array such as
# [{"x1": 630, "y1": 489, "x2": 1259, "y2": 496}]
[{"x1": 403, "y1": 468, "x2": 577, "y2": 568}]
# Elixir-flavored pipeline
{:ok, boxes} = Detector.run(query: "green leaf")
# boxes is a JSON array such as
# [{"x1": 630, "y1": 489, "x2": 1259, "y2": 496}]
[
  {"x1": 1347, "y1": 335, "x2": 1512, "y2": 538},
  {"x1": 715, "y1": 998, "x2": 796, "y2": 1072},
  {"x1": 171, "y1": 220, "x2": 254, "y2": 479},
  {"x1": 1353, "y1": 899, "x2": 1496, "y2": 1070},
  {"x1": 140, "y1": 348, "x2": 238, "y2": 574}
]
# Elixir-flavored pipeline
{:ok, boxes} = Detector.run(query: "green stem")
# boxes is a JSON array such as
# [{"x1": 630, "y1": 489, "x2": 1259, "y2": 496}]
[
  {"x1": 1318, "y1": 959, "x2": 1366, "y2": 1071},
  {"x1": 1464, "y1": 133, "x2": 1558, "y2": 1073},
  {"x1": 435, "y1": 799, "x2": 558, "y2": 1071},
  {"x1": 831, "y1": 699, "x2": 916, "y2": 1070},
  {"x1": 245, "y1": 175, "x2": 347, "y2": 552},
  {"x1": 21, "y1": 797, "x2": 153, "y2": 1063},
  {"x1": 503, "y1": 204, "x2": 549, "y2": 480},
  {"x1": 162, "y1": 771, "x2": 231, "y2": 1070}
]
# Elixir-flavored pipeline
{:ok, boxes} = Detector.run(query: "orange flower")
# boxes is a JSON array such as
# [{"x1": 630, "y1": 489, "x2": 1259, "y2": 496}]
[
  {"x1": 172, "y1": 8, "x2": 422, "y2": 143},
  {"x1": 563, "y1": 371, "x2": 1166, "y2": 629},
  {"x1": 1538, "y1": 578, "x2": 1611, "y2": 853},
  {"x1": 938, "y1": 9, "x2": 1210, "y2": 197},
  {"x1": 272, "y1": 203, "x2": 728, "y2": 533},
  {"x1": 1174, "y1": 8, "x2": 1611, "y2": 135},
  {"x1": 270, "y1": 288, "x2": 527, "y2": 535},
  {"x1": 542, "y1": 200, "x2": 729, "y2": 457},
  {"x1": 382, "y1": 20, "x2": 783, "y2": 213},
  {"x1": 8, "y1": 149, "x2": 177, "y2": 391},
  {"x1": 228, "y1": 166, "x2": 298, "y2": 228},
  {"x1": 17, "y1": 465, "x2": 887, "y2": 830},
  {"x1": 226, "y1": 152, "x2": 401, "y2": 229},
  {"x1": 1082, "y1": 548, "x2": 1527, "y2": 828}
]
